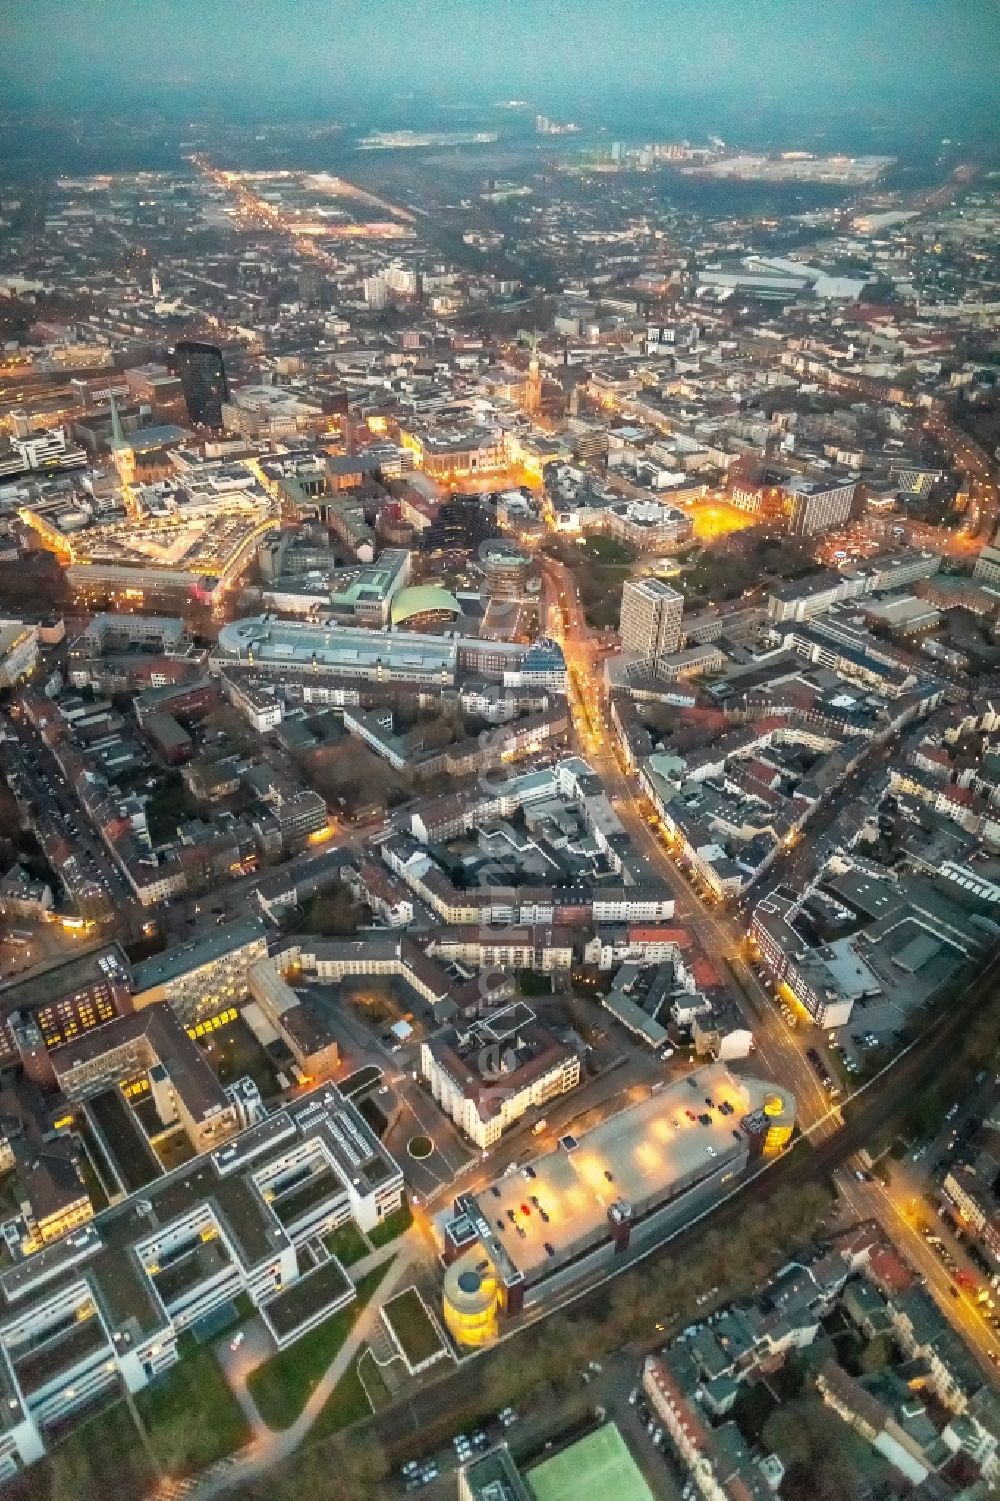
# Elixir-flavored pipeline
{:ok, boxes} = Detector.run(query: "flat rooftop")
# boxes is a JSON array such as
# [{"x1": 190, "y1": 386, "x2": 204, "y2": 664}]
[
  {"x1": 455, "y1": 1064, "x2": 789, "y2": 1280},
  {"x1": 461, "y1": 1446, "x2": 532, "y2": 1501},
  {"x1": 131, "y1": 916, "x2": 265, "y2": 991},
  {"x1": 216, "y1": 617, "x2": 458, "y2": 673},
  {"x1": 0, "y1": 1084, "x2": 397, "y2": 1352},
  {"x1": 0, "y1": 945, "x2": 129, "y2": 1014}
]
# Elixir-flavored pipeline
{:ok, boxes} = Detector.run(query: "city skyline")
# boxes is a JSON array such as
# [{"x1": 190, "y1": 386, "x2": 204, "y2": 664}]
[{"x1": 1, "y1": 4, "x2": 1000, "y2": 1497}]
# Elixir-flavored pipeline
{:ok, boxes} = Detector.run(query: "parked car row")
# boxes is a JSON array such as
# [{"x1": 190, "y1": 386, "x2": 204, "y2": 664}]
[
  {"x1": 806, "y1": 1047, "x2": 841, "y2": 1098},
  {"x1": 399, "y1": 1411, "x2": 519, "y2": 1488}
]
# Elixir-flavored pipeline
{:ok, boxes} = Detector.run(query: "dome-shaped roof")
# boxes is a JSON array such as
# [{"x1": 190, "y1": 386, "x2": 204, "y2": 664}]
[{"x1": 390, "y1": 585, "x2": 461, "y2": 626}]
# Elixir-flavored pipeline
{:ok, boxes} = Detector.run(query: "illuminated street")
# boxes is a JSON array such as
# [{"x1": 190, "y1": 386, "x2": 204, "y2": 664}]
[{"x1": 2, "y1": 13, "x2": 1000, "y2": 1499}]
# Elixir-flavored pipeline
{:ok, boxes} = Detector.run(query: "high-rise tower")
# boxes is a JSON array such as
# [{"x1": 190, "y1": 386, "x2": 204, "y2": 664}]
[{"x1": 169, "y1": 341, "x2": 229, "y2": 428}]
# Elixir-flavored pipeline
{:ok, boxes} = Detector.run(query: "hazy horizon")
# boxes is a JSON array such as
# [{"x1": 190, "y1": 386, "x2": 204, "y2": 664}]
[{"x1": 2, "y1": 0, "x2": 998, "y2": 128}]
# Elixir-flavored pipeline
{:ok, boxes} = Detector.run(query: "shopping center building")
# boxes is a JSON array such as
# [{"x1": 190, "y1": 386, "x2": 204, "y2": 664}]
[{"x1": 439, "y1": 1064, "x2": 794, "y2": 1345}]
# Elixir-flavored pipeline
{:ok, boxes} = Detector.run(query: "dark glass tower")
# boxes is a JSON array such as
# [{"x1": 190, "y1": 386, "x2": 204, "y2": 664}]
[{"x1": 169, "y1": 341, "x2": 229, "y2": 428}]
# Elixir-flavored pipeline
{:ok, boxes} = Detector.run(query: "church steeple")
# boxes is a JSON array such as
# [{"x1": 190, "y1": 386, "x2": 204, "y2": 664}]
[{"x1": 108, "y1": 390, "x2": 126, "y2": 450}]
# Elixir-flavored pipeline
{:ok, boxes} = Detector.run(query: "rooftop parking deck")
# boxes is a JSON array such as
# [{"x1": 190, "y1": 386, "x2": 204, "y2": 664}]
[{"x1": 455, "y1": 1064, "x2": 788, "y2": 1280}]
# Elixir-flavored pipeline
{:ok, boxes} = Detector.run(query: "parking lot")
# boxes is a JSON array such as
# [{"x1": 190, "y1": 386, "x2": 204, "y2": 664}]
[{"x1": 392, "y1": 1361, "x2": 682, "y2": 1500}]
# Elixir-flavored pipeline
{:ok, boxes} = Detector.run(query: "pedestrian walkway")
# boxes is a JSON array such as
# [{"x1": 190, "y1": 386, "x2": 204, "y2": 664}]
[{"x1": 181, "y1": 1237, "x2": 417, "y2": 1501}]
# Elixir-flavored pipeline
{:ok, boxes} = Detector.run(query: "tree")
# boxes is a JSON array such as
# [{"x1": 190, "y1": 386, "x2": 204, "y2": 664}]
[
  {"x1": 762, "y1": 1395, "x2": 856, "y2": 1500},
  {"x1": 859, "y1": 1333, "x2": 893, "y2": 1373},
  {"x1": 643, "y1": 702, "x2": 679, "y2": 738},
  {"x1": 537, "y1": 1315, "x2": 597, "y2": 1389},
  {"x1": 305, "y1": 884, "x2": 368, "y2": 936},
  {"x1": 336, "y1": 1432, "x2": 390, "y2": 1495},
  {"x1": 761, "y1": 1407, "x2": 812, "y2": 1468},
  {"x1": 417, "y1": 717, "x2": 458, "y2": 751},
  {"x1": 481, "y1": 1351, "x2": 536, "y2": 1410}
]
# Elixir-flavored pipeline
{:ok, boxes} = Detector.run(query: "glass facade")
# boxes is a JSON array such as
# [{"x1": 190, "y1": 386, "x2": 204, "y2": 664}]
[{"x1": 169, "y1": 341, "x2": 229, "y2": 428}]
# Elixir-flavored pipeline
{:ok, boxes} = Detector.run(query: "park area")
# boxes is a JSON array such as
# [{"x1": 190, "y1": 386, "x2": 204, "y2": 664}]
[
  {"x1": 677, "y1": 530, "x2": 821, "y2": 603},
  {"x1": 4, "y1": 1400, "x2": 157, "y2": 1501},
  {"x1": 247, "y1": 1265, "x2": 391, "y2": 1430},
  {"x1": 322, "y1": 1220, "x2": 369, "y2": 1265},
  {"x1": 134, "y1": 1338, "x2": 252, "y2": 1475},
  {"x1": 554, "y1": 536, "x2": 635, "y2": 630}
]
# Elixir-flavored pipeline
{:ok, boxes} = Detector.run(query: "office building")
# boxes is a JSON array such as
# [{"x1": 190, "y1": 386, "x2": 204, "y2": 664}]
[
  {"x1": 479, "y1": 538, "x2": 532, "y2": 599},
  {"x1": 619, "y1": 578, "x2": 684, "y2": 659},
  {"x1": 214, "y1": 617, "x2": 565, "y2": 692},
  {"x1": 457, "y1": 1444, "x2": 533, "y2": 1501},
  {"x1": 398, "y1": 425, "x2": 507, "y2": 481},
  {"x1": 973, "y1": 543, "x2": 1000, "y2": 594},
  {"x1": 0, "y1": 622, "x2": 39, "y2": 688},
  {"x1": 129, "y1": 917, "x2": 269, "y2": 1026},
  {"x1": 0, "y1": 427, "x2": 87, "y2": 479},
  {"x1": 784, "y1": 477, "x2": 858, "y2": 536},
  {"x1": 246, "y1": 960, "x2": 340, "y2": 1083},
  {"x1": 168, "y1": 341, "x2": 229, "y2": 429},
  {"x1": 420, "y1": 498, "x2": 497, "y2": 560},
  {"x1": 0, "y1": 948, "x2": 132, "y2": 1063},
  {"x1": 48, "y1": 1004, "x2": 240, "y2": 1156}
]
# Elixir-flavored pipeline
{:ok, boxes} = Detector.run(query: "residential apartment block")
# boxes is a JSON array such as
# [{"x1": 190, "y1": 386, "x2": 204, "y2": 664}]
[
  {"x1": 421, "y1": 1002, "x2": 580, "y2": 1148},
  {"x1": 0, "y1": 1085, "x2": 403, "y2": 1483}
]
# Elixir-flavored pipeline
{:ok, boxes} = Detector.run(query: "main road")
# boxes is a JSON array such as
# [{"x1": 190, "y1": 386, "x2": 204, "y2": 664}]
[
  {"x1": 356, "y1": 945, "x2": 1000, "y2": 1467},
  {"x1": 837, "y1": 1166, "x2": 1000, "y2": 1379},
  {"x1": 539, "y1": 551, "x2": 842, "y2": 1139},
  {"x1": 922, "y1": 407, "x2": 1000, "y2": 541}
]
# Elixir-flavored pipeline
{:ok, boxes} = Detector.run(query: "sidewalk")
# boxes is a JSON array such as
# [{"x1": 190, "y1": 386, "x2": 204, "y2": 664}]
[{"x1": 185, "y1": 1237, "x2": 417, "y2": 1501}]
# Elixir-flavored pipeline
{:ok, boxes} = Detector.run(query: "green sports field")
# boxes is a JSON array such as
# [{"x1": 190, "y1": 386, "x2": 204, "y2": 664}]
[{"x1": 526, "y1": 1423, "x2": 655, "y2": 1501}]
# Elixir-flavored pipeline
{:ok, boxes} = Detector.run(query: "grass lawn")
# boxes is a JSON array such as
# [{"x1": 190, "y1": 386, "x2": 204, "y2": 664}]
[
  {"x1": 322, "y1": 1221, "x2": 370, "y2": 1265},
  {"x1": 383, "y1": 1288, "x2": 445, "y2": 1367},
  {"x1": 310, "y1": 1338, "x2": 398, "y2": 1443},
  {"x1": 248, "y1": 1265, "x2": 392, "y2": 1431},
  {"x1": 205, "y1": 1015, "x2": 283, "y2": 1099},
  {"x1": 516, "y1": 969, "x2": 553, "y2": 996},
  {"x1": 356, "y1": 1345, "x2": 393, "y2": 1411},
  {"x1": 21, "y1": 1399, "x2": 159, "y2": 1501},
  {"x1": 368, "y1": 1200, "x2": 412, "y2": 1249},
  {"x1": 135, "y1": 1340, "x2": 252, "y2": 1475},
  {"x1": 309, "y1": 1355, "x2": 373, "y2": 1442}
]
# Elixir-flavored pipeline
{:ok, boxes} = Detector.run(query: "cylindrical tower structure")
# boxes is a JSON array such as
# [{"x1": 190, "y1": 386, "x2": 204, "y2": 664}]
[{"x1": 442, "y1": 1251, "x2": 500, "y2": 1348}]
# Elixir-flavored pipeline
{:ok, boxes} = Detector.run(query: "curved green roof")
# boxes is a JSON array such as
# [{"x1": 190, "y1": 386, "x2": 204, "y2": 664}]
[{"x1": 390, "y1": 584, "x2": 461, "y2": 626}]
